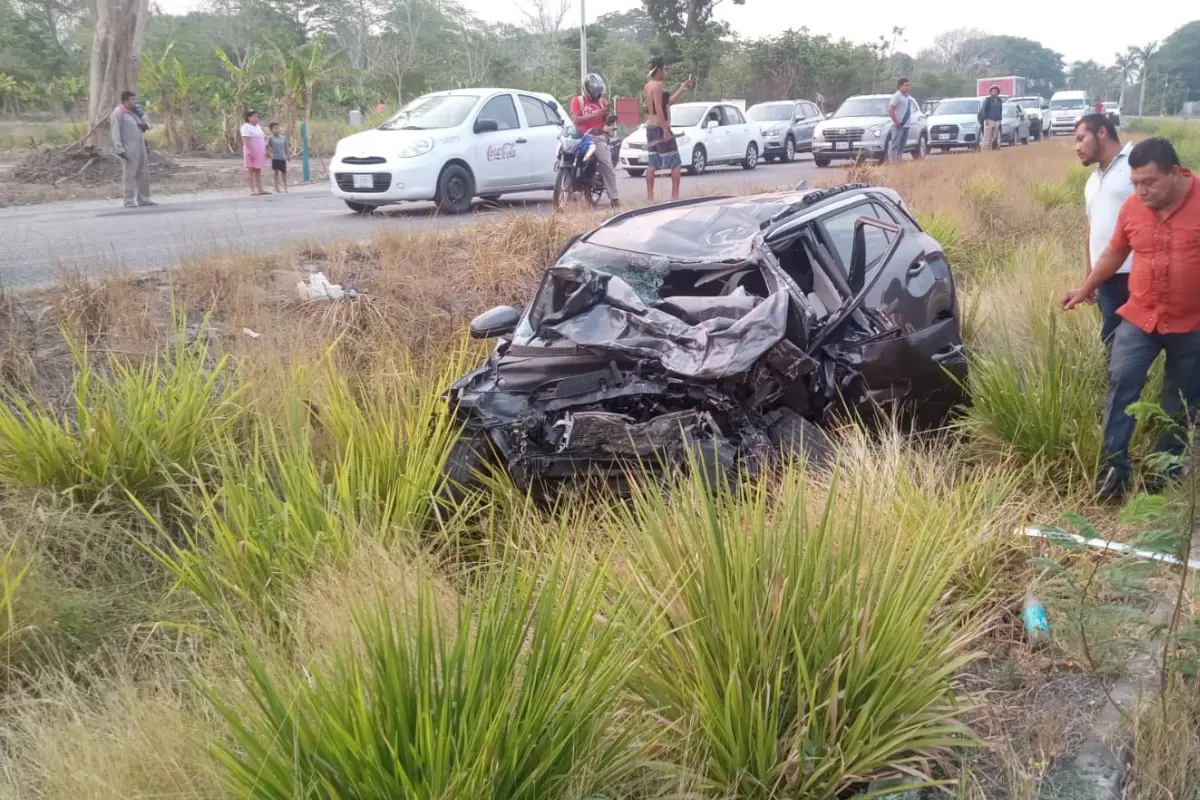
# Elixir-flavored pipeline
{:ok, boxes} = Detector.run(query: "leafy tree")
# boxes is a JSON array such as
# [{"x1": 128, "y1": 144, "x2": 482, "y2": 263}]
[
  {"x1": 641, "y1": 0, "x2": 744, "y2": 80},
  {"x1": 1114, "y1": 49, "x2": 1138, "y2": 108},
  {"x1": 970, "y1": 35, "x2": 1065, "y2": 95},
  {"x1": 1131, "y1": 40, "x2": 1160, "y2": 117},
  {"x1": 1159, "y1": 21, "x2": 1200, "y2": 102}
]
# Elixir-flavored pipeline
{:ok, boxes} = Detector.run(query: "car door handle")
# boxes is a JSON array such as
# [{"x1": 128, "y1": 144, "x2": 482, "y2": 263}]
[{"x1": 515, "y1": 137, "x2": 528, "y2": 143}]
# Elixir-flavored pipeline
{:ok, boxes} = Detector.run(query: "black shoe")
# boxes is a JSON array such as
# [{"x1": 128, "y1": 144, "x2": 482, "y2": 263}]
[{"x1": 1096, "y1": 466, "x2": 1130, "y2": 504}]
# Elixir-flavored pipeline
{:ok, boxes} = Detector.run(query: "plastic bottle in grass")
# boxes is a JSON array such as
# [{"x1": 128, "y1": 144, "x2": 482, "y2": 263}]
[{"x1": 1022, "y1": 594, "x2": 1051, "y2": 645}]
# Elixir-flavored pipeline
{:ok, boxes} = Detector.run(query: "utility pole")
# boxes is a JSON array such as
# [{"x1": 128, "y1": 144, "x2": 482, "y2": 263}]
[{"x1": 579, "y1": 0, "x2": 587, "y2": 86}]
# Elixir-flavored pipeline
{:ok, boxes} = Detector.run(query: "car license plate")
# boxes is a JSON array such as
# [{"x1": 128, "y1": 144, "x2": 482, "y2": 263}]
[
  {"x1": 834, "y1": 141, "x2": 848, "y2": 151},
  {"x1": 352, "y1": 174, "x2": 373, "y2": 189},
  {"x1": 627, "y1": 157, "x2": 641, "y2": 165},
  {"x1": 938, "y1": 133, "x2": 950, "y2": 140}
]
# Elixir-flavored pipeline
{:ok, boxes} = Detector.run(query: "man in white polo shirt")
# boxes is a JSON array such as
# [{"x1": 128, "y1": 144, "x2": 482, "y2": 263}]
[{"x1": 1075, "y1": 113, "x2": 1134, "y2": 351}]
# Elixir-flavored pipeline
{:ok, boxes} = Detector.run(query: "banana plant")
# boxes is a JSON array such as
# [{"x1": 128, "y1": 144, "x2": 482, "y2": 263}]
[
  {"x1": 216, "y1": 46, "x2": 265, "y2": 149},
  {"x1": 270, "y1": 34, "x2": 342, "y2": 153}
]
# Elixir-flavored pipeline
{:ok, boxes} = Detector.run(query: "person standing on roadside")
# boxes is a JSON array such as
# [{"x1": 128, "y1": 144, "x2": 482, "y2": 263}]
[
  {"x1": 110, "y1": 90, "x2": 155, "y2": 208},
  {"x1": 267, "y1": 122, "x2": 288, "y2": 193},
  {"x1": 240, "y1": 110, "x2": 269, "y2": 196},
  {"x1": 1075, "y1": 113, "x2": 1134, "y2": 349},
  {"x1": 886, "y1": 78, "x2": 915, "y2": 163},
  {"x1": 570, "y1": 73, "x2": 620, "y2": 208},
  {"x1": 376, "y1": 99, "x2": 386, "y2": 115},
  {"x1": 644, "y1": 55, "x2": 693, "y2": 203},
  {"x1": 979, "y1": 86, "x2": 1004, "y2": 151},
  {"x1": 1061, "y1": 138, "x2": 1200, "y2": 502}
]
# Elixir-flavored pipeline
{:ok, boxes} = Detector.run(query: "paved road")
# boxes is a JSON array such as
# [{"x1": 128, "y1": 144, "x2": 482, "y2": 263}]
[{"x1": 0, "y1": 157, "x2": 822, "y2": 288}]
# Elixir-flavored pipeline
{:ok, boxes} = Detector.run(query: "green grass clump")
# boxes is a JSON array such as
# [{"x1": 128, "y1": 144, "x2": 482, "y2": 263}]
[
  {"x1": 961, "y1": 312, "x2": 1106, "y2": 480},
  {"x1": 0, "y1": 321, "x2": 244, "y2": 514},
  {"x1": 1032, "y1": 179, "x2": 1076, "y2": 210},
  {"x1": 964, "y1": 174, "x2": 1004, "y2": 206},
  {"x1": 620, "y1": 465, "x2": 983, "y2": 797},
  {"x1": 916, "y1": 211, "x2": 966, "y2": 267},
  {"x1": 1062, "y1": 163, "x2": 1091, "y2": 198},
  {"x1": 212, "y1": 550, "x2": 648, "y2": 799}
]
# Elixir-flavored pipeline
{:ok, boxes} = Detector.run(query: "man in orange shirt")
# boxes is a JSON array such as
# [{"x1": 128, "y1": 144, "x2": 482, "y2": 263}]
[{"x1": 1062, "y1": 137, "x2": 1200, "y2": 500}]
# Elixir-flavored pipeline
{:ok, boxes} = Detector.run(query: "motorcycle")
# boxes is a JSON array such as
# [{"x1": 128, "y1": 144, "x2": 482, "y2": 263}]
[{"x1": 552, "y1": 116, "x2": 622, "y2": 208}]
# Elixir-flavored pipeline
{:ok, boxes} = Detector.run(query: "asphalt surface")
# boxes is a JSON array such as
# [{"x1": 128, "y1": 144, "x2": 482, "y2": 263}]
[{"x1": 0, "y1": 157, "x2": 822, "y2": 288}]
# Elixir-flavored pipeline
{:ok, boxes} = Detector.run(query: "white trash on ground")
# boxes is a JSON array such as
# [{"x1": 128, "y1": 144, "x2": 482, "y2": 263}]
[{"x1": 296, "y1": 272, "x2": 346, "y2": 301}]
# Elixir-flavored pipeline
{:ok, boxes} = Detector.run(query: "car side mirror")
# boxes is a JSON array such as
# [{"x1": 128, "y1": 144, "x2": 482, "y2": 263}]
[
  {"x1": 1041, "y1": 103, "x2": 1049, "y2": 110},
  {"x1": 474, "y1": 118, "x2": 499, "y2": 134},
  {"x1": 705, "y1": 119, "x2": 719, "y2": 130},
  {"x1": 470, "y1": 305, "x2": 521, "y2": 339}
]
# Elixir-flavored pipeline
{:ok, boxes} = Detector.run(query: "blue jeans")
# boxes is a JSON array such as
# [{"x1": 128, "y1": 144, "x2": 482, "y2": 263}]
[
  {"x1": 887, "y1": 127, "x2": 908, "y2": 162},
  {"x1": 1101, "y1": 321, "x2": 1200, "y2": 481},
  {"x1": 1095, "y1": 273, "x2": 1130, "y2": 351}
]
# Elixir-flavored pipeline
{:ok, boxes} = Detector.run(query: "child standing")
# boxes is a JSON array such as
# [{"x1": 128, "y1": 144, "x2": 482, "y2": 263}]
[
  {"x1": 240, "y1": 109, "x2": 268, "y2": 196},
  {"x1": 267, "y1": 122, "x2": 288, "y2": 193}
]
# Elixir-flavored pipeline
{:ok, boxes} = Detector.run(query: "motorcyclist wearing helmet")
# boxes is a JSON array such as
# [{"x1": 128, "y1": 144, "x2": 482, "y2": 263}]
[{"x1": 569, "y1": 73, "x2": 620, "y2": 208}]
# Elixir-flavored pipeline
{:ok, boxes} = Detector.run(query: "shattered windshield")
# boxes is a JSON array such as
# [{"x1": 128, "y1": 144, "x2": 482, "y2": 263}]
[{"x1": 513, "y1": 243, "x2": 671, "y2": 344}]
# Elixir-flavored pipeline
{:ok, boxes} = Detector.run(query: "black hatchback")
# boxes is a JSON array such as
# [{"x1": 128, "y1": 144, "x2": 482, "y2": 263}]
[{"x1": 444, "y1": 183, "x2": 968, "y2": 497}]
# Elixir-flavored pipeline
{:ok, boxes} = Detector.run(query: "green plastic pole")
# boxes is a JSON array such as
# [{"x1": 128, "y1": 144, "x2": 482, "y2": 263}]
[{"x1": 300, "y1": 121, "x2": 311, "y2": 182}]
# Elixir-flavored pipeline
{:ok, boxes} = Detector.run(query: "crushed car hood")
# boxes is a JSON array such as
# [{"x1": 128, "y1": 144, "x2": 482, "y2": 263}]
[{"x1": 531, "y1": 264, "x2": 791, "y2": 380}]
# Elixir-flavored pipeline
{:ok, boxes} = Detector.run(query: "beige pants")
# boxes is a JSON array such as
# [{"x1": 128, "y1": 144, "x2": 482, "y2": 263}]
[
  {"x1": 981, "y1": 119, "x2": 1001, "y2": 150},
  {"x1": 590, "y1": 133, "x2": 620, "y2": 204},
  {"x1": 122, "y1": 144, "x2": 151, "y2": 205}
]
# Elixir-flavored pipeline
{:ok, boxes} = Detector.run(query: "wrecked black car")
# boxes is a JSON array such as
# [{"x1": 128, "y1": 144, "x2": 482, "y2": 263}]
[{"x1": 444, "y1": 182, "x2": 968, "y2": 497}]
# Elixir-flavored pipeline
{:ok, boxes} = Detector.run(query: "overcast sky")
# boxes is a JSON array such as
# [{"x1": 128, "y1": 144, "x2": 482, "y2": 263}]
[{"x1": 155, "y1": 0, "x2": 1191, "y2": 65}]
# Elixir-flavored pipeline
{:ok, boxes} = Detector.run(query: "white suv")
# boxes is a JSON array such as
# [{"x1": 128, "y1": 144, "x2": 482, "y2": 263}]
[
  {"x1": 331, "y1": 88, "x2": 564, "y2": 214},
  {"x1": 618, "y1": 102, "x2": 764, "y2": 177}
]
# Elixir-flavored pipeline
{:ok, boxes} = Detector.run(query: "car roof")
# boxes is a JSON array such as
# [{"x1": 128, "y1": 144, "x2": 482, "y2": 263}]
[
  {"x1": 578, "y1": 185, "x2": 889, "y2": 263},
  {"x1": 938, "y1": 96, "x2": 980, "y2": 103}
]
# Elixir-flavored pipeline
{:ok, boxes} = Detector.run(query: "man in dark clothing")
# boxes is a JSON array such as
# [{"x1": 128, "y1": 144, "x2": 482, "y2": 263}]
[{"x1": 979, "y1": 86, "x2": 1004, "y2": 150}]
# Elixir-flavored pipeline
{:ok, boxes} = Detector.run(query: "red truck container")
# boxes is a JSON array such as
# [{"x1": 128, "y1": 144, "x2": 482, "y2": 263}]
[{"x1": 976, "y1": 76, "x2": 1027, "y2": 98}]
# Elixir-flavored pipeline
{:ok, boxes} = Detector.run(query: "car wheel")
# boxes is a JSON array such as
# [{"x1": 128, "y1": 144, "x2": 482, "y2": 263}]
[
  {"x1": 687, "y1": 145, "x2": 707, "y2": 176},
  {"x1": 438, "y1": 431, "x2": 495, "y2": 507},
  {"x1": 1022, "y1": 134, "x2": 1030, "y2": 145},
  {"x1": 625, "y1": 168, "x2": 645, "y2": 178},
  {"x1": 814, "y1": 156, "x2": 831, "y2": 168},
  {"x1": 763, "y1": 408, "x2": 834, "y2": 469},
  {"x1": 742, "y1": 142, "x2": 759, "y2": 170},
  {"x1": 435, "y1": 163, "x2": 474, "y2": 214},
  {"x1": 913, "y1": 134, "x2": 928, "y2": 159},
  {"x1": 344, "y1": 200, "x2": 374, "y2": 214},
  {"x1": 783, "y1": 137, "x2": 796, "y2": 162}
]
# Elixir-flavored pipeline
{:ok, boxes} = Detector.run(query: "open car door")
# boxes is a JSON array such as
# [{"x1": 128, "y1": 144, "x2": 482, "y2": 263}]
[{"x1": 799, "y1": 213, "x2": 968, "y2": 427}]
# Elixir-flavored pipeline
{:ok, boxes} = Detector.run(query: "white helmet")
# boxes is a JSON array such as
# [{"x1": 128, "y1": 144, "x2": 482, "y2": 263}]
[{"x1": 583, "y1": 73, "x2": 605, "y2": 103}]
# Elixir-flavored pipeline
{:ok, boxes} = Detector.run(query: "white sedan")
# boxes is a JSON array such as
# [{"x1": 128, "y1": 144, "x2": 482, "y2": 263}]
[
  {"x1": 619, "y1": 102, "x2": 764, "y2": 177},
  {"x1": 330, "y1": 88, "x2": 565, "y2": 214}
]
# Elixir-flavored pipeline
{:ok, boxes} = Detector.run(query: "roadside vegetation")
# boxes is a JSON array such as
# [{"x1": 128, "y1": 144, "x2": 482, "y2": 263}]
[{"x1": 0, "y1": 131, "x2": 1197, "y2": 799}]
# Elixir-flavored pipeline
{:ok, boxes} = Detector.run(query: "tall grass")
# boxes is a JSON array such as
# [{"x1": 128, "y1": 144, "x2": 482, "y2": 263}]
[
  {"x1": 0, "y1": 320, "x2": 244, "y2": 514},
  {"x1": 145, "y1": 356, "x2": 466, "y2": 620},
  {"x1": 211, "y1": 549, "x2": 650, "y2": 799},
  {"x1": 619, "y1": 465, "x2": 984, "y2": 798},
  {"x1": 961, "y1": 311, "x2": 1106, "y2": 480}
]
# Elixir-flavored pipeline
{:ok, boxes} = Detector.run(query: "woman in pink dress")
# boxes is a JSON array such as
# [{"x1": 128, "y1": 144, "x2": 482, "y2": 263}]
[{"x1": 240, "y1": 110, "x2": 269, "y2": 195}]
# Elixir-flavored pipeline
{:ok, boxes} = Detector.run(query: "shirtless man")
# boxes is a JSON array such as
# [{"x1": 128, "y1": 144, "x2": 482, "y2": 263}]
[{"x1": 644, "y1": 56, "x2": 693, "y2": 202}]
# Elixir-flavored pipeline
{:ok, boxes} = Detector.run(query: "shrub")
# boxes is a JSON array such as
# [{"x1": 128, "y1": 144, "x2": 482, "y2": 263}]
[
  {"x1": 621, "y1": 465, "x2": 983, "y2": 798},
  {"x1": 0, "y1": 321, "x2": 244, "y2": 514},
  {"x1": 1032, "y1": 179, "x2": 1075, "y2": 210},
  {"x1": 964, "y1": 173, "x2": 1004, "y2": 206},
  {"x1": 211, "y1": 551, "x2": 649, "y2": 799},
  {"x1": 960, "y1": 312, "x2": 1106, "y2": 480}
]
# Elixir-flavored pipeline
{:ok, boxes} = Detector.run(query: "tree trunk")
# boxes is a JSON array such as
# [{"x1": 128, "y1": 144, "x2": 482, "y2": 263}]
[
  {"x1": 1138, "y1": 77, "x2": 1148, "y2": 117},
  {"x1": 86, "y1": 0, "x2": 152, "y2": 148}
]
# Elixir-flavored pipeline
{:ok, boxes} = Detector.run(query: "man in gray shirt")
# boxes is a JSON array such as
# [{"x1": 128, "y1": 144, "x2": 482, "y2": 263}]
[
  {"x1": 887, "y1": 78, "x2": 914, "y2": 163},
  {"x1": 109, "y1": 90, "x2": 154, "y2": 208}
]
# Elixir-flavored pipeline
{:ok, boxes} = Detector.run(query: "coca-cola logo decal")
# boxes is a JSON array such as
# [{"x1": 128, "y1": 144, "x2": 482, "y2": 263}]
[{"x1": 487, "y1": 143, "x2": 518, "y2": 161}]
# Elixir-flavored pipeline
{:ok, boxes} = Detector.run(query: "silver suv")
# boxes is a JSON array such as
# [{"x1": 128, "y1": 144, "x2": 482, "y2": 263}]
[
  {"x1": 746, "y1": 99, "x2": 824, "y2": 163},
  {"x1": 811, "y1": 94, "x2": 928, "y2": 167}
]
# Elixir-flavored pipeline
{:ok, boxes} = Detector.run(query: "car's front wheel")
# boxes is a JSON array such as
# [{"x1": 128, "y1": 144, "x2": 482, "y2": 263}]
[
  {"x1": 741, "y1": 142, "x2": 759, "y2": 170},
  {"x1": 625, "y1": 168, "x2": 645, "y2": 178},
  {"x1": 344, "y1": 200, "x2": 375, "y2": 214},
  {"x1": 814, "y1": 156, "x2": 831, "y2": 168},
  {"x1": 783, "y1": 136, "x2": 796, "y2": 162},
  {"x1": 687, "y1": 145, "x2": 707, "y2": 176},
  {"x1": 435, "y1": 164, "x2": 474, "y2": 214},
  {"x1": 912, "y1": 134, "x2": 928, "y2": 159}
]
